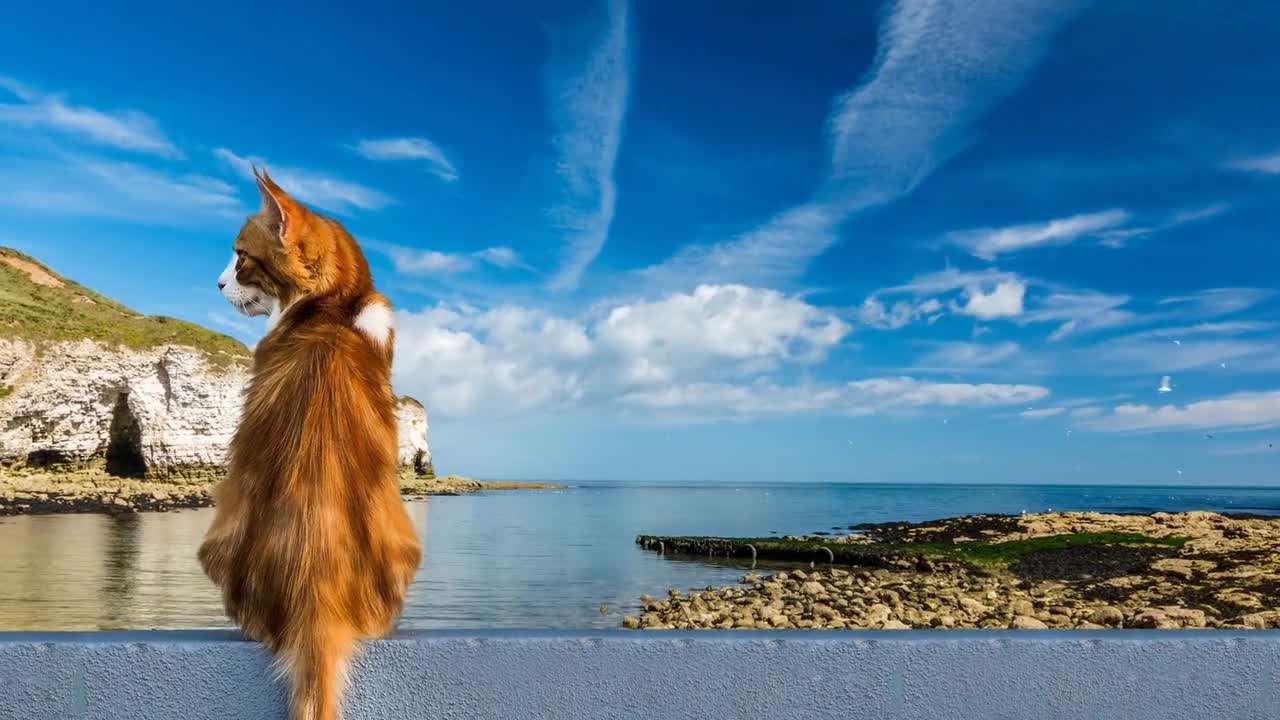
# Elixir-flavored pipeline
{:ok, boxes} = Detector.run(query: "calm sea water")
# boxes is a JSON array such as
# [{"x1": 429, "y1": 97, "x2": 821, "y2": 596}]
[{"x1": 1, "y1": 482, "x2": 1278, "y2": 631}]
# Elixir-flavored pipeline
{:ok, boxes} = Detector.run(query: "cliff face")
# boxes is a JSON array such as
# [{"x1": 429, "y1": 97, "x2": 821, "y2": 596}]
[
  {"x1": 396, "y1": 397, "x2": 434, "y2": 477},
  {"x1": 0, "y1": 248, "x2": 433, "y2": 480},
  {"x1": 0, "y1": 339, "x2": 246, "y2": 477}
]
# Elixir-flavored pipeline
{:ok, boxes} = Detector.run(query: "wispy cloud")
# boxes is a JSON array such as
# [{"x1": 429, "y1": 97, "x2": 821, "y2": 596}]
[
  {"x1": 376, "y1": 242, "x2": 532, "y2": 275},
  {"x1": 1080, "y1": 390, "x2": 1280, "y2": 433},
  {"x1": 0, "y1": 76, "x2": 179, "y2": 158},
  {"x1": 1158, "y1": 288, "x2": 1274, "y2": 319},
  {"x1": 912, "y1": 340, "x2": 1023, "y2": 372},
  {"x1": 544, "y1": 0, "x2": 630, "y2": 291},
  {"x1": 0, "y1": 152, "x2": 242, "y2": 226},
  {"x1": 640, "y1": 0, "x2": 1085, "y2": 288},
  {"x1": 350, "y1": 137, "x2": 459, "y2": 182},
  {"x1": 214, "y1": 148, "x2": 391, "y2": 214},
  {"x1": 621, "y1": 376, "x2": 1049, "y2": 421},
  {"x1": 1223, "y1": 151, "x2": 1280, "y2": 175},
  {"x1": 1019, "y1": 291, "x2": 1136, "y2": 341},
  {"x1": 1137, "y1": 321, "x2": 1277, "y2": 339},
  {"x1": 1020, "y1": 407, "x2": 1065, "y2": 419},
  {"x1": 1097, "y1": 203, "x2": 1231, "y2": 248},
  {"x1": 947, "y1": 209, "x2": 1129, "y2": 260}
]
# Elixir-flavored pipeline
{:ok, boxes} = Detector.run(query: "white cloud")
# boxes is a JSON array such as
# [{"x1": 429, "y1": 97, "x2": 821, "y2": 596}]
[
  {"x1": 956, "y1": 279, "x2": 1026, "y2": 319},
  {"x1": 846, "y1": 376, "x2": 1048, "y2": 410},
  {"x1": 385, "y1": 285, "x2": 1054, "y2": 422},
  {"x1": 386, "y1": 247, "x2": 472, "y2": 274},
  {"x1": 858, "y1": 296, "x2": 942, "y2": 330},
  {"x1": 1080, "y1": 390, "x2": 1280, "y2": 433},
  {"x1": 0, "y1": 76, "x2": 179, "y2": 157},
  {"x1": 350, "y1": 137, "x2": 458, "y2": 182},
  {"x1": 544, "y1": 0, "x2": 630, "y2": 291},
  {"x1": 1020, "y1": 407, "x2": 1065, "y2": 419},
  {"x1": 393, "y1": 285, "x2": 848, "y2": 417},
  {"x1": 598, "y1": 284, "x2": 850, "y2": 381},
  {"x1": 947, "y1": 209, "x2": 1129, "y2": 260},
  {"x1": 1223, "y1": 151, "x2": 1280, "y2": 175},
  {"x1": 214, "y1": 148, "x2": 391, "y2": 214},
  {"x1": 639, "y1": 0, "x2": 1084, "y2": 288}
]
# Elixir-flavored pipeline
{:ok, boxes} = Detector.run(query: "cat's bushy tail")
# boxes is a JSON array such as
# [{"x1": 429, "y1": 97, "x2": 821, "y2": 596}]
[{"x1": 278, "y1": 618, "x2": 355, "y2": 720}]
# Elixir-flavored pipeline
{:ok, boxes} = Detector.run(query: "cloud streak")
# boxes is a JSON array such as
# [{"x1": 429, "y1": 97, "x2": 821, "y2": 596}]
[
  {"x1": 377, "y1": 242, "x2": 531, "y2": 275},
  {"x1": 0, "y1": 152, "x2": 242, "y2": 226},
  {"x1": 351, "y1": 137, "x2": 459, "y2": 182},
  {"x1": 948, "y1": 209, "x2": 1129, "y2": 259},
  {"x1": 544, "y1": 0, "x2": 630, "y2": 291},
  {"x1": 640, "y1": 0, "x2": 1085, "y2": 288},
  {"x1": 1080, "y1": 390, "x2": 1280, "y2": 433},
  {"x1": 0, "y1": 76, "x2": 179, "y2": 158}
]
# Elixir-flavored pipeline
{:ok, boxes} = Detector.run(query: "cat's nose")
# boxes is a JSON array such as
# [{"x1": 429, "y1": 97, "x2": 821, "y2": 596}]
[{"x1": 218, "y1": 280, "x2": 227, "y2": 290}]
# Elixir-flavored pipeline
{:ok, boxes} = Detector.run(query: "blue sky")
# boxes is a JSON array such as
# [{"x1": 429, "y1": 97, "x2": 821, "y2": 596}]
[{"x1": 2, "y1": 0, "x2": 1279, "y2": 485}]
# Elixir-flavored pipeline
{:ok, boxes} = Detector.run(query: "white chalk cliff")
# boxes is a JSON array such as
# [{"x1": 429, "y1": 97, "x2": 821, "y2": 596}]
[{"x1": 0, "y1": 248, "x2": 432, "y2": 479}]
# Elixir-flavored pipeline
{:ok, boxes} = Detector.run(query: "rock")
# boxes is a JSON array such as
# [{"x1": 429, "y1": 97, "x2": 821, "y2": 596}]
[
  {"x1": 800, "y1": 581, "x2": 825, "y2": 596},
  {"x1": 768, "y1": 614, "x2": 790, "y2": 628},
  {"x1": 811, "y1": 604, "x2": 839, "y2": 621},
  {"x1": 1238, "y1": 613, "x2": 1274, "y2": 630},
  {"x1": 1011, "y1": 616, "x2": 1048, "y2": 630},
  {"x1": 1129, "y1": 609, "x2": 1178, "y2": 629},
  {"x1": 1087, "y1": 606, "x2": 1125, "y2": 627},
  {"x1": 1163, "y1": 608, "x2": 1206, "y2": 629},
  {"x1": 734, "y1": 617, "x2": 757, "y2": 629},
  {"x1": 1009, "y1": 599, "x2": 1035, "y2": 617},
  {"x1": 622, "y1": 616, "x2": 640, "y2": 629},
  {"x1": 395, "y1": 397, "x2": 434, "y2": 476},
  {"x1": 864, "y1": 604, "x2": 892, "y2": 626},
  {"x1": 959, "y1": 597, "x2": 990, "y2": 615},
  {"x1": 881, "y1": 620, "x2": 910, "y2": 630}
]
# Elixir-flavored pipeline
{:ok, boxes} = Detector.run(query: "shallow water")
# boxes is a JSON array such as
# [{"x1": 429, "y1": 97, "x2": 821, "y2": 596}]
[{"x1": 1, "y1": 481, "x2": 1277, "y2": 631}]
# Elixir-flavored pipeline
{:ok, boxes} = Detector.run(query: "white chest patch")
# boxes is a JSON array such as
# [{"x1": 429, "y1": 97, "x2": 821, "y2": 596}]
[{"x1": 354, "y1": 301, "x2": 394, "y2": 347}]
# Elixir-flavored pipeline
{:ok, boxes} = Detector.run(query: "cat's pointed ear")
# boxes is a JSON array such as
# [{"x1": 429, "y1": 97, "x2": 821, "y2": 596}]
[{"x1": 253, "y1": 167, "x2": 304, "y2": 245}]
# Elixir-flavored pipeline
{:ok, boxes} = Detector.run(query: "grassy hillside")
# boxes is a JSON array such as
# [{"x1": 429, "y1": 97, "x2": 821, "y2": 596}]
[{"x1": 0, "y1": 247, "x2": 249, "y2": 366}]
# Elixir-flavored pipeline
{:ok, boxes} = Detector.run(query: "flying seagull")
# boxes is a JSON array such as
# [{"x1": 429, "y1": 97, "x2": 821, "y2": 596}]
[{"x1": 1158, "y1": 375, "x2": 1173, "y2": 393}]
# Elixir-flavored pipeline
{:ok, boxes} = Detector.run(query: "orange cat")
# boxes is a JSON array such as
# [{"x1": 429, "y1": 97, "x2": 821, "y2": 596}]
[{"x1": 199, "y1": 170, "x2": 421, "y2": 720}]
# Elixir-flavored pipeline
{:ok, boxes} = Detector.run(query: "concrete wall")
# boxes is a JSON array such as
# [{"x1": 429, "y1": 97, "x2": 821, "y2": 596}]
[{"x1": 1, "y1": 630, "x2": 1277, "y2": 720}]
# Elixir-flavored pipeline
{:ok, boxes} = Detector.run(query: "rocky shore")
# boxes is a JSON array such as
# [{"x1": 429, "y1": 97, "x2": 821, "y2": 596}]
[
  {"x1": 625, "y1": 511, "x2": 1280, "y2": 631},
  {"x1": 0, "y1": 470, "x2": 564, "y2": 516}
]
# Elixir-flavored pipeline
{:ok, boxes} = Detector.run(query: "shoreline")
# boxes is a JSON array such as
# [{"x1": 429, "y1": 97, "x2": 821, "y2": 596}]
[
  {"x1": 625, "y1": 511, "x2": 1280, "y2": 631},
  {"x1": 0, "y1": 471, "x2": 565, "y2": 517}
]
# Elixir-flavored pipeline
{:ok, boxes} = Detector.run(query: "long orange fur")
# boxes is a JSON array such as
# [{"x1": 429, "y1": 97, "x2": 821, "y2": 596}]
[{"x1": 199, "y1": 171, "x2": 421, "y2": 720}]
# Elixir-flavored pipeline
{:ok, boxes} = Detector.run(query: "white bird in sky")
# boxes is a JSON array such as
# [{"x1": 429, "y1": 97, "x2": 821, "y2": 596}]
[
  {"x1": 1173, "y1": 340, "x2": 1181, "y2": 347},
  {"x1": 1158, "y1": 375, "x2": 1173, "y2": 393}
]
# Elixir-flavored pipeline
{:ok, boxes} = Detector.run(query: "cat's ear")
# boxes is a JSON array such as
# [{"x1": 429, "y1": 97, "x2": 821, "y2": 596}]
[{"x1": 253, "y1": 167, "x2": 304, "y2": 246}]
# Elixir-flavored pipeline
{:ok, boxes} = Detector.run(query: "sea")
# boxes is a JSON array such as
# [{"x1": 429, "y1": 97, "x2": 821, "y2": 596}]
[{"x1": 1, "y1": 481, "x2": 1278, "y2": 631}]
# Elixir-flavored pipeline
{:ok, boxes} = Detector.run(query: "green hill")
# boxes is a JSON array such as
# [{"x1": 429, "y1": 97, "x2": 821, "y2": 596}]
[{"x1": 0, "y1": 247, "x2": 249, "y2": 367}]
